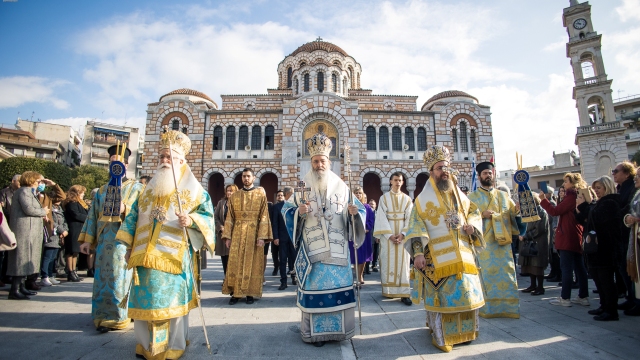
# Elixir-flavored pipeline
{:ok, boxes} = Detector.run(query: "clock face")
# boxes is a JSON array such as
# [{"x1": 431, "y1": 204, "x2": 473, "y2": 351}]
[{"x1": 573, "y1": 18, "x2": 587, "y2": 30}]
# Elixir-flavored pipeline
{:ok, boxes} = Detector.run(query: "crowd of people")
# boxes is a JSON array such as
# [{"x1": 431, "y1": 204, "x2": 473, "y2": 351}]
[{"x1": 1, "y1": 129, "x2": 640, "y2": 358}]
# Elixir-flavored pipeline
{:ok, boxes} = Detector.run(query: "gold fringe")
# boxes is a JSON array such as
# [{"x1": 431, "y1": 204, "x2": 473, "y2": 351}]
[
  {"x1": 99, "y1": 214, "x2": 122, "y2": 223},
  {"x1": 442, "y1": 332, "x2": 477, "y2": 346},
  {"x1": 116, "y1": 229, "x2": 134, "y2": 247},
  {"x1": 128, "y1": 253, "x2": 183, "y2": 275},
  {"x1": 432, "y1": 262, "x2": 478, "y2": 280},
  {"x1": 479, "y1": 312, "x2": 520, "y2": 319},
  {"x1": 521, "y1": 215, "x2": 541, "y2": 223},
  {"x1": 93, "y1": 318, "x2": 131, "y2": 330},
  {"x1": 456, "y1": 272, "x2": 462, "y2": 280},
  {"x1": 434, "y1": 295, "x2": 440, "y2": 307}
]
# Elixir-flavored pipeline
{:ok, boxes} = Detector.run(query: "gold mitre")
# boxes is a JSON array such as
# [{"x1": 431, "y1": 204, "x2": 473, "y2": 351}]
[
  {"x1": 160, "y1": 130, "x2": 192, "y2": 157},
  {"x1": 423, "y1": 145, "x2": 451, "y2": 170},
  {"x1": 307, "y1": 132, "x2": 332, "y2": 158}
]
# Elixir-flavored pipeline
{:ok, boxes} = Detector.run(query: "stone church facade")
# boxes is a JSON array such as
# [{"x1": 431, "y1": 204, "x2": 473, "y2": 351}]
[{"x1": 141, "y1": 39, "x2": 496, "y2": 205}]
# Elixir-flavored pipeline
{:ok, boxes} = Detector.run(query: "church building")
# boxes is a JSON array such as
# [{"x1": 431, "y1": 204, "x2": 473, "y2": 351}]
[{"x1": 140, "y1": 39, "x2": 496, "y2": 205}]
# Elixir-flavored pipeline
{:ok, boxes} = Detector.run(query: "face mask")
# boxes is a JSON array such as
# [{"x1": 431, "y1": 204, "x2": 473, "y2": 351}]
[{"x1": 36, "y1": 184, "x2": 46, "y2": 193}]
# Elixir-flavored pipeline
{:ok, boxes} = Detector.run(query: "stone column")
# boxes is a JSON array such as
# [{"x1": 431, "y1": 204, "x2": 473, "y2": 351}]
[
  {"x1": 375, "y1": 127, "x2": 380, "y2": 158},
  {"x1": 222, "y1": 126, "x2": 227, "y2": 158},
  {"x1": 261, "y1": 125, "x2": 266, "y2": 157},
  {"x1": 235, "y1": 126, "x2": 240, "y2": 158},
  {"x1": 414, "y1": 126, "x2": 418, "y2": 158}
]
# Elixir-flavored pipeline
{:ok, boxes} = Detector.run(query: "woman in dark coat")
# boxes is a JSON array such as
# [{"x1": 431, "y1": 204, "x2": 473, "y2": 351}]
[
  {"x1": 519, "y1": 193, "x2": 550, "y2": 295},
  {"x1": 540, "y1": 172, "x2": 589, "y2": 307},
  {"x1": 214, "y1": 184, "x2": 237, "y2": 276},
  {"x1": 63, "y1": 185, "x2": 88, "y2": 282},
  {"x1": 7, "y1": 171, "x2": 49, "y2": 300},
  {"x1": 576, "y1": 176, "x2": 622, "y2": 321}
]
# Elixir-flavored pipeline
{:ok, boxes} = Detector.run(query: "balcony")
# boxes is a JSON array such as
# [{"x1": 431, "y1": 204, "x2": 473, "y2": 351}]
[
  {"x1": 577, "y1": 120, "x2": 622, "y2": 135},
  {"x1": 93, "y1": 136, "x2": 129, "y2": 146},
  {"x1": 92, "y1": 151, "x2": 109, "y2": 159}
]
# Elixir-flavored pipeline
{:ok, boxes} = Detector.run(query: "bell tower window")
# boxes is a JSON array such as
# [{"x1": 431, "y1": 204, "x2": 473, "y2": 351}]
[
  {"x1": 317, "y1": 71, "x2": 324, "y2": 92},
  {"x1": 287, "y1": 67, "x2": 292, "y2": 88},
  {"x1": 303, "y1": 73, "x2": 310, "y2": 92},
  {"x1": 379, "y1": 126, "x2": 389, "y2": 151},
  {"x1": 332, "y1": 73, "x2": 337, "y2": 92},
  {"x1": 172, "y1": 119, "x2": 180, "y2": 131}
]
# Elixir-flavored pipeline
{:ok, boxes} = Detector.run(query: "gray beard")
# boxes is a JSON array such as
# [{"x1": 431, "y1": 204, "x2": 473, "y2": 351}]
[
  {"x1": 147, "y1": 165, "x2": 181, "y2": 197},
  {"x1": 313, "y1": 169, "x2": 328, "y2": 193},
  {"x1": 436, "y1": 177, "x2": 454, "y2": 192}
]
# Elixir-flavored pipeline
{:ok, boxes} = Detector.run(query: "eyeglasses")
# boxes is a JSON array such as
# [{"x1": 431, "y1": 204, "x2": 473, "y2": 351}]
[{"x1": 612, "y1": 169, "x2": 621, "y2": 174}]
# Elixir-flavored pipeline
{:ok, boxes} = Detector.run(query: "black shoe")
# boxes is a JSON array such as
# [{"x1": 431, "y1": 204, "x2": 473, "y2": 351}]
[
  {"x1": 74, "y1": 271, "x2": 84, "y2": 281},
  {"x1": 229, "y1": 297, "x2": 239, "y2": 305},
  {"x1": 531, "y1": 289, "x2": 545, "y2": 296},
  {"x1": 87, "y1": 268, "x2": 95, "y2": 278},
  {"x1": 96, "y1": 326, "x2": 111, "y2": 333},
  {"x1": 20, "y1": 284, "x2": 36, "y2": 296},
  {"x1": 594, "y1": 313, "x2": 619, "y2": 321},
  {"x1": 292, "y1": 277, "x2": 297, "y2": 286},
  {"x1": 68, "y1": 273, "x2": 80, "y2": 282},
  {"x1": 401, "y1": 297, "x2": 413, "y2": 306},
  {"x1": 372, "y1": 267, "x2": 379, "y2": 272},
  {"x1": 272, "y1": 269, "x2": 278, "y2": 276},
  {"x1": 588, "y1": 307, "x2": 604, "y2": 315},
  {"x1": 521, "y1": 286, "x2": 536, "y2": 293},
  {"x1": 313, "y1": 341, "x2": 326, "y2": 347},
  {"x1": 25, "y1": 280, "x2": 41, "y2": 291},
  {"x1": 543, "y1": 274, "x2": 556, "y2": 280},
  {"x1": 592, "y1": 289, "x2": 599, "y2": 294},
  {"x1": 8, "y1": 291, "x2": 30, "y2": 300},
  {"x1": 246, "y1": 296, "x2": 254, "y2": 304},
  {"x1": 278, "y1": 283, "x2": 287, "y2": 290},
  {"x1": 618, "y1": 300, "x2": 635, "y2": 310},
  {"x1": 624, "y1": 305, "x2": 640, "y2": 316}
]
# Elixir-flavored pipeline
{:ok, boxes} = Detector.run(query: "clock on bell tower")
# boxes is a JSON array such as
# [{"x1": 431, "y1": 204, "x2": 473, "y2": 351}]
[{"x1": 563, "y1": 1, "x2": 625, "y2": 182}]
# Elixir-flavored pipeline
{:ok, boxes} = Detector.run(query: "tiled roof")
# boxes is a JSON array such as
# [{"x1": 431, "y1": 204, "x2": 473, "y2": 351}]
[{"x1": 289, "y1": 40, "x2": 348, "y2": 57}]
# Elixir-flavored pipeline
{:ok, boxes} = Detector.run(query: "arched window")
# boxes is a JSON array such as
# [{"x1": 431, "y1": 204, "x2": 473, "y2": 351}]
[
  {"x1": 332, "y1": 73, "x2": 337, "y2": 92},
  {"x1": 460, "y1": 122, "x2": 469, "y2": 152},
  {"x1": 366, "y1": 126, "x2": 376, "y2": 150},
  {"x1": 470, "y1": 129, "x2": 477, "y2": 152},
  {"x1": 343, "y1": 78, "x2": 347, "y2": 95},
  {"x1": 295, "y1": 78, "x2": 299, "y2": 95},
  {"x1": 392, "y1": 127, "x2": 402, "y2": 151},
  {"x1": 417, "y1": 127, "x2": 427, "y2": 151},
  {"x1": 303, "y1": 73, "x2": 310, "y2": 92},
  {"x1": 225, "y1": 126, "x2": 235, "y2": 150},
  {"x1": 317, "y1": 71, "x2": 324, "y2": 92},
  {"x1": 287, "y1": 67, "x2": 292, "y2": 88},
  {"x1": 251, "y1": 125, "x2": 261, "y2": 150},
  {"x1": 379, "y1": 126, "x2": 389, "y2": 151},
  {"x1": 452, "y1": 128, "x2": 458, "y2": 152},
  {"x1": 213, "y1": 126, "x2": 222, "y2": 150},
  {"x1": 405, "y1": 127, "x2": 414, "y2": 151},
  {"x1": 348, "y1": 66, "x2": 354, "y2": 88},
  {"x1": 264, "y1": 125, "x2": 274, "y2": 150},
  {"x1": 238, "y1": 126, "x2": 248, "y2": 149},
  {"x1": 172, "y1": 119, "x2": 180, "y2": 131}
]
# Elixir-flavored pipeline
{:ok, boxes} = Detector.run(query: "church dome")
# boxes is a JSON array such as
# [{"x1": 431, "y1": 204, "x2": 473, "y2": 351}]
[
  {"x1": 421, "y1": 90, "x2": 478, "y2": 110},
  {"x1": 289, "y1": 39, "x2": 349, "y2": 57},
  {"x1": 160, "y1": 88, "x2": 216, "y2": 105}
]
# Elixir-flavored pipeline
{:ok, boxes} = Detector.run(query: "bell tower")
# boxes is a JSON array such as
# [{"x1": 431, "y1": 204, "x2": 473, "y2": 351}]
[{"x1": 564, "y1": 0, "x2": 626, "y2": 181}]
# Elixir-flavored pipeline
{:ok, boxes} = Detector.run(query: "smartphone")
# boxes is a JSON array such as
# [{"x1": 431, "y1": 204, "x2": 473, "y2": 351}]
[{"x1": 540, "y1": 182, "x2": 549, "y2": 195}]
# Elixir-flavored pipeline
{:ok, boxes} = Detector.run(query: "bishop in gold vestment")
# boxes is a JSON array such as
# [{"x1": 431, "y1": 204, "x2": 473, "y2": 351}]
[
  {"x1": 405, "y1": 146, "x2": 485, "y2": 353},
  {"x1": 222, "y1": 169, "x2": 273, "y2": 303}
]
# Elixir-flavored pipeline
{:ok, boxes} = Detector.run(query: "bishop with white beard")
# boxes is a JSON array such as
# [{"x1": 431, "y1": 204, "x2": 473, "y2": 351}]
[
  {"x1": 282, "y1": 132, "x2": 366, "y2": 347},
  {"x1": 116, "y1": 130, "x2": 215, "y2": 360}
]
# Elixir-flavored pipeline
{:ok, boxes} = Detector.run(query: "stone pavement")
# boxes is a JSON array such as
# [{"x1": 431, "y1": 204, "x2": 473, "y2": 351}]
[{"x1": 1, "y1": 257, "x2": 639, "y2": 359}]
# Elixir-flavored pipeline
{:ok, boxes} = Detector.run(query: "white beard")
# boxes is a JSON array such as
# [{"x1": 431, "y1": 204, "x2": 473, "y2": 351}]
[
  {"x1": 313, "y1": 169, "x2": 328, "y2": 193},
  {"x1": 146, "y1": 164, "x2": 182, "y2": 197}
]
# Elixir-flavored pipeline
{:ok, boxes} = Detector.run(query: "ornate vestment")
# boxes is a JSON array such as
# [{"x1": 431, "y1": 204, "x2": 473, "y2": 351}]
[
  {"x1": 282, "y1": 170, "x2": 366, "y2": 343},
  {"x1": 468, "y1": 187, "x2": 520, "y2": 319},
  {"x1": 116, "y1": 165, "x2": 215, "y2": 359},
  {"x1": 221, "y1": 186, "x2": 272, "y2": 298},
  {"x1": 78, "y1": 178, "x2": 144, "y2": 330},
  {"x1": 404, "y1": 177, "x2": 484, "y2": 351},
  {"x1": 373, "y1": 190, "x2": 413, "y2": 298}
]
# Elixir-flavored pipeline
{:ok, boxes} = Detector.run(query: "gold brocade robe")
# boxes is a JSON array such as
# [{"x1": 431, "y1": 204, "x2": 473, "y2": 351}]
[{"x1": 222, "y1": 187, "x2": 273, "y2": 298}]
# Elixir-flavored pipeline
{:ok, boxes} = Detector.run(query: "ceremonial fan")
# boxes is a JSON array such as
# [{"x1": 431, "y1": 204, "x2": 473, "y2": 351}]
[{"x1": 513, "y1": 153, "x2": 541, "y2": 223}]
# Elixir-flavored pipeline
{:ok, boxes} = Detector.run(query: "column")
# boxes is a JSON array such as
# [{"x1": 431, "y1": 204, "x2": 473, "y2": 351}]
[
  {"x1": 455, "y1": 127, "x2": 461, "y2": 161},
  {"x1": 401, "y1": 128, "x2": 406, "y2": 154},
  {"x1": 413, "y1": 127, "x2": 418, "y2": 159},
  {"x1": 234, "y1": 126, "x2": 239, "y2": 158},
  {"x1": 222, "y1": 126, "x2": 227, "y2": 158},
  {"x1": 248, "y1": 127, "x2": 253, "y2": 154},
  {"x1": 260, "y1": 125, "x2": 266, "y2": 158},
  {"x1": 375, "y1": 127, "x2": 380, "y2": 158}
]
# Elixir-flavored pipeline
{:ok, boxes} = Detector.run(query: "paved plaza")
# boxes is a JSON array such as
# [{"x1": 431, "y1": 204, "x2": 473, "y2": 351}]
[{"x1": 1, "y1": 257, "x2": 639, "y2": 360}]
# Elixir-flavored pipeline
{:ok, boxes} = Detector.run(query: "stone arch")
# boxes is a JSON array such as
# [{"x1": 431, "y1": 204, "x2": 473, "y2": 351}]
[
  {"x1": 449, "y1": 113, "x2": 478, "y2": 129},
  {"x1": 359, "y1": 167, "x2": 385, "y2": 179},
  {"x1": 411, "y1": 167, "x2": 431, "y2": 178},
  {"x1": 291, "y1": 99, "x2": 351, "y2": 139},
  {"x1": 201, "y1": 168, "x2": 231, "y2": 187},
  {"x1": 254, "y1": 167, "x2": 283, "y2": 179},
  {"x1": 156, "y1": 104, "x2": 197, "y2": 134},
  {"x1": 208, "y1": 121, "x2": 277, "y2": 130}
]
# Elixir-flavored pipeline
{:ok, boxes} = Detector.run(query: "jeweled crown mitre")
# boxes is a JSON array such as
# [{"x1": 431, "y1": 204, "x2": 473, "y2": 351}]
[
  {"x1": 160, "y1": 129, "x2": 192, "y2": 157},
  {"x1": 307, "y1": 132, "x2": 332, "y2": 158},
  {"x1": 423, "y1": 145, "x2": 451, "y2": 170}
]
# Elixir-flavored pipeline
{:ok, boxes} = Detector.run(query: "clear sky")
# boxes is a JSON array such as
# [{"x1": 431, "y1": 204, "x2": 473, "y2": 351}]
[{"x1": 1, "y1": 0, "x2": 639, "y2": 170}]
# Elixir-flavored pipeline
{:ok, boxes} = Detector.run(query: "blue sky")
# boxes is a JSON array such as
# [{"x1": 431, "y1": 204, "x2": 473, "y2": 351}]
[{"x1": 2, "y1": 0, "x2": 640, "y2": 170}]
